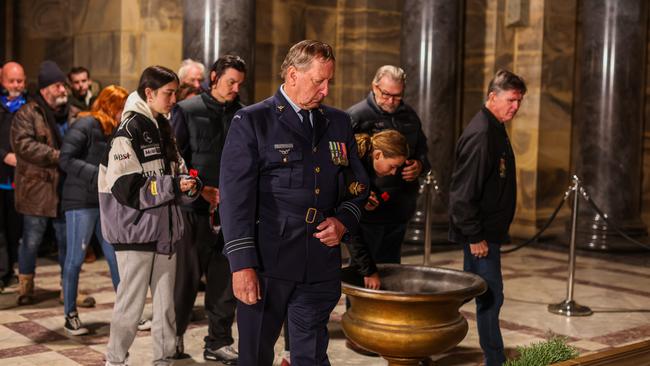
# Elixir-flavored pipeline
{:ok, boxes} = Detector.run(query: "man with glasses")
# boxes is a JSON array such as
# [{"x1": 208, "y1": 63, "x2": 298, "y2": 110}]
[{"x1": 345, "y1": 65, "x2": 429, "y2": 354}]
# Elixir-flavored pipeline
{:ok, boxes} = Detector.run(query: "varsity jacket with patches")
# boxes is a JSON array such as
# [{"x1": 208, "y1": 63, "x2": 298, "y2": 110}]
[{"x1": 98, "y1": 92, "x2": 199, "y2": 254}]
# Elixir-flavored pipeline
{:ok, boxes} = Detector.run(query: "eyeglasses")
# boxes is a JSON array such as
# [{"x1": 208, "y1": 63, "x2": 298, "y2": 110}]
[{"x1": 375, "y1": 87, "x2": 403, "y2": 101}]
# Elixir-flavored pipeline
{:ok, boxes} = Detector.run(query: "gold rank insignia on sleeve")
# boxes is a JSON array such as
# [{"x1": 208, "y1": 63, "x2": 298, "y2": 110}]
[{"x1": 348, "y1": 181, "x2": 366, "y2": 196}]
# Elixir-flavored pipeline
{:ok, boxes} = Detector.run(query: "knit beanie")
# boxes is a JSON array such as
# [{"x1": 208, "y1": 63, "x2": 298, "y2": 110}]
[{"x1": 38, "y1": 60, "x2": 66, "y2": 89}]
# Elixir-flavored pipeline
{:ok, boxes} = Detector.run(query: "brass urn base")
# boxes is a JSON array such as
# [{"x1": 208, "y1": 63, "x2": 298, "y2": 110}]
[{"x1": 341, "y1": 264, "x2": 487, "y2": 364}]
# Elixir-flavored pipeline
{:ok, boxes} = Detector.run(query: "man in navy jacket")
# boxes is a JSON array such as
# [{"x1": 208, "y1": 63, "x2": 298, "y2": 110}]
[{"x1": 219, "y1": 40, "x2": 368, "y2": 365}]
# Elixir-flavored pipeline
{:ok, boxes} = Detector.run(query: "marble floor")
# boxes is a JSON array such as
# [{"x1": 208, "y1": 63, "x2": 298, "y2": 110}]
[{"x1": 0, "y1": 243, "x2": 649, "y2": 365}]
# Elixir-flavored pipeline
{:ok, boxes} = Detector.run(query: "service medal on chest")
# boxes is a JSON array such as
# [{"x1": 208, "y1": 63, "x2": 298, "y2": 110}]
[{"x1": 328, "y1": 141, "x2": 349, "y2": 166}]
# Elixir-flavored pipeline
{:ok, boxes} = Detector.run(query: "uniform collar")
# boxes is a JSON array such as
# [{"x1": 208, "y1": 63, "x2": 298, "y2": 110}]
[
  {"x1": 279, "y1": 84, "x2": 302, "y2": 114},
  {"x1": 273, "y1": 87, "x2": 330, "y2": 145}
]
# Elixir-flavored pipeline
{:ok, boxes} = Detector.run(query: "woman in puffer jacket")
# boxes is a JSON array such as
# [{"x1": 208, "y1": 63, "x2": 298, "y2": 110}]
[
  {"x1": 59, "y1": 85, "x2": 128, "y2": 336},
  {"x1": 100, "y1": 66, "x2": 201, "y2": 366}
]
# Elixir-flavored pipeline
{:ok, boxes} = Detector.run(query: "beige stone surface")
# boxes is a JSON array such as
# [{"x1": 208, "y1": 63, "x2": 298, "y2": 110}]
[{"x1": 1, "y1": 246, "x2": 648, "y2": 365}]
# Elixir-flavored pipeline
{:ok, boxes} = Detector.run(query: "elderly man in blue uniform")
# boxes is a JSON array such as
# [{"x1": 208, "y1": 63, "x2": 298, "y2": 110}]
[
  {"x1": 449, "y1": 69, "x2": 526, "y2": 366},
  {"x1": 219, "y1": 40, "x2": 369, "y2": 365}
]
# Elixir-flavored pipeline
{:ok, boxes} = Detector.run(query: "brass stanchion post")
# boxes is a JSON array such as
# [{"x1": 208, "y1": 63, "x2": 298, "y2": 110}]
[
  {"x1": 548, "y1": 175, "x2": 593, "y2": 316},
  {"x1": 423, "y1": 171, "x2": 434, "y2": 266}
]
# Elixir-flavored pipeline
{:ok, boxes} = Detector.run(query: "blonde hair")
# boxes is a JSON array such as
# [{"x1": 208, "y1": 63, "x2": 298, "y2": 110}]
[{"x1": 355, "y1": 130, "x2": 408, "y2": 159}]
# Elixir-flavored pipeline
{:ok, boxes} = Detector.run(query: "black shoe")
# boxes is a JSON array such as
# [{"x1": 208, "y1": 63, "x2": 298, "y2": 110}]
[
  {"x1": 171, "y1": 336, "x2": 191, "y2": 359},
  {"x1": 204, "y1": 345, "x2": 238, "y2": 365},
  {"x1": 64, "y1": 311, "x2": 89, "y2": 336}
]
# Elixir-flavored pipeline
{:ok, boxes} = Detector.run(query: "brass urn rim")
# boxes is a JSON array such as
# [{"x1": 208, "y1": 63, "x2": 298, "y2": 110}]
[{"x1": 341, "y1": 264, "x2": 487, "y2": 302}]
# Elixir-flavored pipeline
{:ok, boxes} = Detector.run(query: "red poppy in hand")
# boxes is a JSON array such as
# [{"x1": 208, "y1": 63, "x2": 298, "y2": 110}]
[{"x1": 189, "y1": 169, "x2": 199, "y2": 178}]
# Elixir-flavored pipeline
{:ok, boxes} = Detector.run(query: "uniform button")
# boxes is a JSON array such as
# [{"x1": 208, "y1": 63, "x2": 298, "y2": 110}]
[
  {"x1": 315, "y1": 167, "x2": 320, "y2": 173},
  {"x1": 313, "y1": 147, "x2": 318, "y2": 153},
  {"x1": 315, "y1": 188, "x2": 320, "y2": 195}
]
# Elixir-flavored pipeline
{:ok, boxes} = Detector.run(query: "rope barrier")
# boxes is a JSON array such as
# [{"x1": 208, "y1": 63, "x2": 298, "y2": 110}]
[
  {"x1": 580, "y1": 188, "x2": 650, "y2": 251},
  {"x1": 501, "y1": 185, "x2": 572, "y2": 254},
  {"x1": 420, "y1": 172, "x2": 650, "y2": 264}
]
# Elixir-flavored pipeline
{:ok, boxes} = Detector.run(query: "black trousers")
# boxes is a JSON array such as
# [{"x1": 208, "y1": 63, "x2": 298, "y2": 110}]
[
  {"x1": 237, "y1": 275, "x2": 341, "y2": 366},
  {"x1": 174, "y1": 211, "x2": 235, "y2": 349},
  {"x1": 0, "y1": 189, "x2": 21, "y2": 283}
]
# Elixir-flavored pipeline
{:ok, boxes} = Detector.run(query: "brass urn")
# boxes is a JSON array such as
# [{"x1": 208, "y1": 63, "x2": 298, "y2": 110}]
[{"x1": 341, "y1": 264, "x2": 487, "y2": 365}]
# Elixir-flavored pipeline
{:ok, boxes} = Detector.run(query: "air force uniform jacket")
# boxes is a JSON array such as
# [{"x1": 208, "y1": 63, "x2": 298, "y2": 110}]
[{"x1": 219, "y1": 88, "x2": 369, "y2": 283}]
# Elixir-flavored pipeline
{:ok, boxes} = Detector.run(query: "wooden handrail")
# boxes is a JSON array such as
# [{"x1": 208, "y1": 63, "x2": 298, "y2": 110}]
[{"x1": 551, "y1": 340, "x2": 650, "y2": 366}]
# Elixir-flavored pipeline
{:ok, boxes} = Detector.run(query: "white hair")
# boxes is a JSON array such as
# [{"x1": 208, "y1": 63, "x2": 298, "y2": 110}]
[
  {"x1": 177, "y1": 59, "x2": 205, "y2": 82},
  {"x1": 372, "y1": 65, "x2": 406, "y2": 85}
]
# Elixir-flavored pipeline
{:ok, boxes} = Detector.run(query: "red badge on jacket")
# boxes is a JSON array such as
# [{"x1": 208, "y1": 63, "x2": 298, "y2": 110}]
[{"x1": 381, "y1": 191, "x2": 390, "y2": 202}]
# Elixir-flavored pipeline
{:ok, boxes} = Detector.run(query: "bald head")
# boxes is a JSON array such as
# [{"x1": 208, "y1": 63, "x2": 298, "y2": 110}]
[{"x1": 2, "y1": 62, "x2": 26, "y2": 99}]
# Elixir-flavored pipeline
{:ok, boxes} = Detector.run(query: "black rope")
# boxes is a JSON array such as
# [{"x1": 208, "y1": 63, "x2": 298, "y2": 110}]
[
  {"x1": 581, "y1": 190, "x2": 650, "y2": 251},
  {"x1": 501, "y1": 191, "x2": 569, "y2": 254}
]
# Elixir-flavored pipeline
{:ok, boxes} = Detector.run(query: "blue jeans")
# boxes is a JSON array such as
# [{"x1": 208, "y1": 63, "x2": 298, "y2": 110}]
[
  {"x1": 19, "y1": 215, "x2": 66, "y2": 276},
  {"x1": 463, "y1": 242, "x2": 506, "y2": 366},
  {"x1": 64, "y1": 208, "x2": 120, "y2": 315}
]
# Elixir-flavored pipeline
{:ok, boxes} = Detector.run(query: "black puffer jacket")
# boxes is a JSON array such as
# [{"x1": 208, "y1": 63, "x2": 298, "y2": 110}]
[
  {"x1": 171, "y1": 92, "x2": 243, "y2": 214},
  {"x1": 59, "y1": 116, "x2": 108, "y2": 211},
  {"x1": 347, "y1": 92, "x2": 431, "y2": 224}
]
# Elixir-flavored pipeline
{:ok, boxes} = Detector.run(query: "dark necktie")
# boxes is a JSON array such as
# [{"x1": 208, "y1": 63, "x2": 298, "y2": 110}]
[{"x1": 299, "y1": 109, "x2": 313, "y2": 137}]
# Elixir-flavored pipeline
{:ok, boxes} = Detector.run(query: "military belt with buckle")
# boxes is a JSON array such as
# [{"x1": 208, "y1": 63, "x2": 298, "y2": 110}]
[{"x1": 305, "y1": 207, "x2": 318, "y2": 224}]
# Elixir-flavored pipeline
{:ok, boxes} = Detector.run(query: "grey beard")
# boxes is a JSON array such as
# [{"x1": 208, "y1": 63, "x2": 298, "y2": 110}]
[
  {"x1": 54, "y1": 96, "x2": 68, "y2": 106},
  {"x1": 7, "y1": 90, "x2": 22, "y2": 98}
]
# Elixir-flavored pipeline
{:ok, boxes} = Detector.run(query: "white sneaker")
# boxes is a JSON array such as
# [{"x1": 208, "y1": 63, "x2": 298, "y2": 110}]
[{"x1": 137, "y1": 318, "x2": 151, "y2": 331}]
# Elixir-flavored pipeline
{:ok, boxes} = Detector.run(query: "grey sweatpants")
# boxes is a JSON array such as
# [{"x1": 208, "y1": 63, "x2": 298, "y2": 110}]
[{"x1": 106, "y1": 251, "x2": 176, "y2": 366}]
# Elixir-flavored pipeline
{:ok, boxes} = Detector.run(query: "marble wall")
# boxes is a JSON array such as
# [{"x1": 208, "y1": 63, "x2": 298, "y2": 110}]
[
  {"x1": 7, "y1": 0, "x2": 650, "y2": 238},
  {"x1": 643, "y1": 5, "x2": 650, "y2": 226},
  {"x1": 463, "y1": 0, "x2": 576, "y2": 238},
  {"x1": 118, "y1": 0, "x2": 183, "y2": 90},
  {"x1": 10, "y1": 0, "x2": 182, "y2": 92},
  {"x1": 254, "y1": 0, "x2": 402, "y2": 109},
  {"x1": 462, "y1": 0, "x2": 499, "y2": 128}
]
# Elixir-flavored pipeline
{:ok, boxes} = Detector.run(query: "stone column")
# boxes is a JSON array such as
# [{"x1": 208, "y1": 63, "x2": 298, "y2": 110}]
[
  {"x1": 182, "y1": 0, "x2": 255, "y2": 103},
  {"x1": 401, "y1": 0, "x2": 464, "y2": 242},
  {"x1": 572, "y1": 0, "x2": 648, "y2": 250}
]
